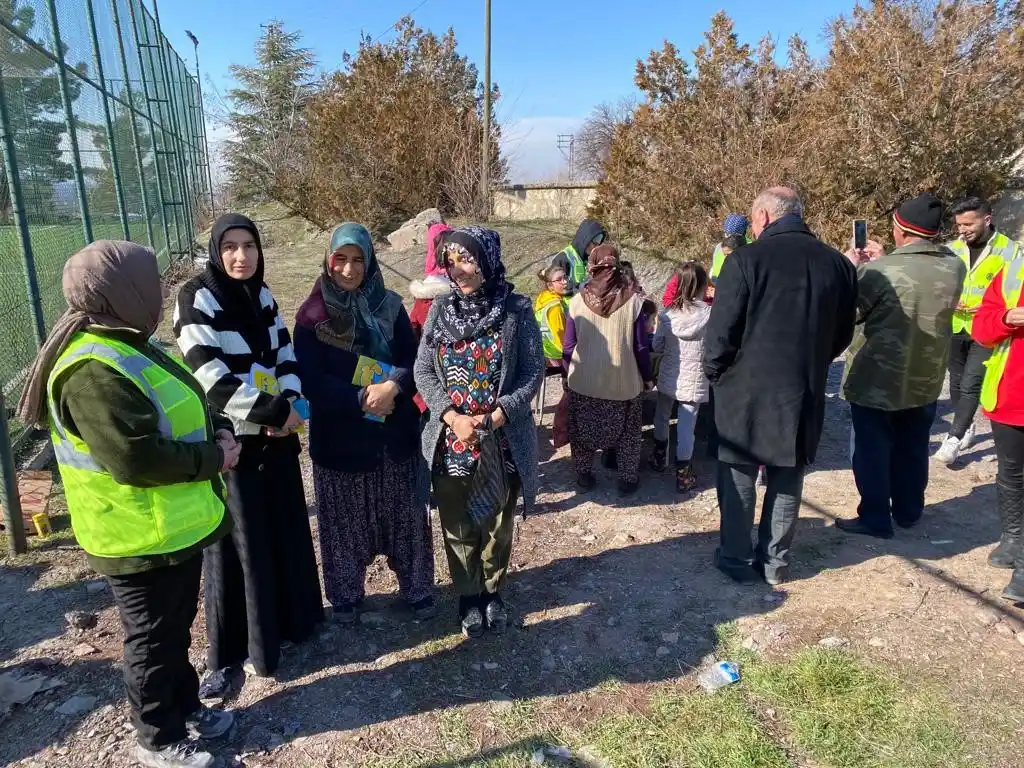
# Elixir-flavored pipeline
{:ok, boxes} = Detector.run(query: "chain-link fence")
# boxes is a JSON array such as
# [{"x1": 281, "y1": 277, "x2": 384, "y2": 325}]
[{"x1": 0, "y1": 0, "x2": 212, "y2": 552}]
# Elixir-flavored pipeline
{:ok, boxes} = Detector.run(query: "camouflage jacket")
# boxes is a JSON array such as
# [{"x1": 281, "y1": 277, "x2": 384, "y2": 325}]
[{"x1": 842, "y1": 241, "x2": 966, "y2": 411}]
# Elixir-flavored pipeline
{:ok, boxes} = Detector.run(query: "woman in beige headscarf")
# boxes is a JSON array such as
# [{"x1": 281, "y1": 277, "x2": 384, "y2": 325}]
[{"x1": 19, "y1": 241, "x2": 238, "y2": 768}]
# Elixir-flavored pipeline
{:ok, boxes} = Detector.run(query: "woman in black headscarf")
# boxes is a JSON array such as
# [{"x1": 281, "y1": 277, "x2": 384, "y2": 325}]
[{"x1": 173, "y1": 213, "x2": 323, "y2": 693}]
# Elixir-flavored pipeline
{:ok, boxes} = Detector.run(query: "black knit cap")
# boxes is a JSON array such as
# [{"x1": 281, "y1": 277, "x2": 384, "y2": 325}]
[{"x1": 893, "y1": 193, "x2": 943, "y2": 238}]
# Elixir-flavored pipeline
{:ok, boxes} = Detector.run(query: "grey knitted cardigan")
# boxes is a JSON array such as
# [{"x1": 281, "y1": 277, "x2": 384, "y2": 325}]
[{"x1": 414, "y1": 293, "x2": 544, "y2": 514}]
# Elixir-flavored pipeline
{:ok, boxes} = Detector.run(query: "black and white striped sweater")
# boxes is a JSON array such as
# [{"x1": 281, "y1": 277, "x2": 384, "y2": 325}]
[{"x1": 173, "y1": 275, "x2": 301, "y2": 436}]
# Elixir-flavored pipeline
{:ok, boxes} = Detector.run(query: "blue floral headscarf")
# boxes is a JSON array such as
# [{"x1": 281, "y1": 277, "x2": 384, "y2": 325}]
[{"x1": 318, "y1": 222, "x2": 402, "y2": 362}]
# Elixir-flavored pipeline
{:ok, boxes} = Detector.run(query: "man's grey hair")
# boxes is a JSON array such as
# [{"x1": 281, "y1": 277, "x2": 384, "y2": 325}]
[{"x1": 753, "y1": 186, "x2": 803, "y2": 221}]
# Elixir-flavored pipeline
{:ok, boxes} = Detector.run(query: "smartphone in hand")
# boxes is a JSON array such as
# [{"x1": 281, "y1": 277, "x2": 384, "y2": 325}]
[{"x1": 853, "y1": 220, "x2": 868, "y2": 251}]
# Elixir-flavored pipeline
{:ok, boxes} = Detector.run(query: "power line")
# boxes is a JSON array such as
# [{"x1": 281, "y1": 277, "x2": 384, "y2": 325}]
[{"x1": 372, "y1": 0, "x2": 433, "y2": 43}]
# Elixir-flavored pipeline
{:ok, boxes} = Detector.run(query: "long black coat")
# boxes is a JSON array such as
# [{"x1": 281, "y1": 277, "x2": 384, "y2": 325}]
[{"x1": 704, "y1": 216, "x2": 857, "y2": 467}]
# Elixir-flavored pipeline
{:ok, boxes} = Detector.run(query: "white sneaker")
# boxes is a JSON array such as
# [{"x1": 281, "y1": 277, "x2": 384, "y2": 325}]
[
  {"x1": 134, "y1": 741, "x2": 214, "y2": 768},
  {"x1": 935, "y1": 435, "x2": 961, "y2": 465},
  {"x1": 958, "y1": 424, "x2": 977, "y2": 451}
]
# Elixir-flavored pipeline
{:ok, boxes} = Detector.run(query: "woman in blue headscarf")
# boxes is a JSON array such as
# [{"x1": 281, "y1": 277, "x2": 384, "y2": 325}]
[{"x1": 294, "y1": 223, "x2": 435, "y2": 624}]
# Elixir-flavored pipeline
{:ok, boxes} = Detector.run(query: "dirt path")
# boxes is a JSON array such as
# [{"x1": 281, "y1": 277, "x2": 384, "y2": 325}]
[{"x1": 2, "y1": 217, "x2": 1022, "y2": 767}]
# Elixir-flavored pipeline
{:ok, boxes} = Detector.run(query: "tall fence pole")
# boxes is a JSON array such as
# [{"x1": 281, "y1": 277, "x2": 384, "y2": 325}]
[
  {"x1": 46, "y1": 0, "x2": 93, "y2": 243},
  {"x1": 0, "y1": 73, "x2": 47, "y2": 348},
  {"x1": 109, "y1": 0, "x2": 155, "y2": 250},
  {"x1": 153, "y1": 0, "x2": 194, "y2": 253},
  {"x1": 191, "y1": 39, "x2": 215, "y2": 218},
  {"x1": 127, "y1": 0, "x2": 173, "y2": 262},
  {"x1": 86, "y1": 0, "x2": 130, "y2": 241}
]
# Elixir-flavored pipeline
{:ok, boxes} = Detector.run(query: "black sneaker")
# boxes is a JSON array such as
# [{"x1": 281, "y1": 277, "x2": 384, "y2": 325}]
[
  {"x1": 576, "y1": 472, "x2": 597, "y2": 492},
  {"x1": 409, "y1": 596, "x2": 437, "y2": 621},
  {"x1": 484, "y1": 594, "x2": 507, "y2": 635},
  {"x1": 185, "y1": 706, "x2": 234, "y2": 739},
  {"x1": 459, "y1": 596, "x2": 484, "y2": 639}
]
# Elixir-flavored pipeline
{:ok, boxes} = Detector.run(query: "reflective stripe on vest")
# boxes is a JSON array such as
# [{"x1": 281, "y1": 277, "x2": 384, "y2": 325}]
[
  {"x1": 46, "y1": 331, "x2": 223, "y2": 558},
  {"x1": 564, "y1": 246, "x2": 589, "y2": 287},
  {"x1": 535, "y1": 296, "x2": 568, "y2": 359},
  {"x1": 980, "y1": 257, "x2": 1024, "y2": 412},
  {"x1": 951, "y1": 232, "x2": 1018, "y2": 334},
  {"x1": 710, "y1": 245, "x2": 727, "y2": 280}
]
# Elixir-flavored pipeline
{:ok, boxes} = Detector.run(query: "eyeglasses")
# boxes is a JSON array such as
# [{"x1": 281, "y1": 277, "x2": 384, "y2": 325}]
[{"x1": 551, "y1": 275, "x2": 569, "y2": 283}]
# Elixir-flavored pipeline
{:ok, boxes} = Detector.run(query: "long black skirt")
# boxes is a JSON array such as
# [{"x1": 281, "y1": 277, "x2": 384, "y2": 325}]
[{"x1": 203, "y1": 433, "x2": 323, "y2": 676}]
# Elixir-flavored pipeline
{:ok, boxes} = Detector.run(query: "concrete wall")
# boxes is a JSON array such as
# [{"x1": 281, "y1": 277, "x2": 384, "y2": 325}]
[{"x1": 492, "y1": 183, "x2": 597, "y2": 221}]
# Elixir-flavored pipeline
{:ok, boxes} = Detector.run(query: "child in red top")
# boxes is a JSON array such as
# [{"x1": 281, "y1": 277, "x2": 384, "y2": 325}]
[{"x1": 409, "y1": 222, "x2": 452, "y2": 413}]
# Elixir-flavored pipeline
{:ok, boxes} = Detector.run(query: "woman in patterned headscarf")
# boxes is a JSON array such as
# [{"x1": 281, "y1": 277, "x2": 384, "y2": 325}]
[
  {"x1": 414, "y1": 226, "x2": 543, "y2": 639},
  {"x1": 294, "y1": 222, "x2": 435, "y2": 625}
]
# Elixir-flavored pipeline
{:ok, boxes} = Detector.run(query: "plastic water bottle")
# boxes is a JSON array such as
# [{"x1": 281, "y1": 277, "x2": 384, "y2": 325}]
[{"x1": 698, "y1": 661, "x2": 740, "y2": 692}]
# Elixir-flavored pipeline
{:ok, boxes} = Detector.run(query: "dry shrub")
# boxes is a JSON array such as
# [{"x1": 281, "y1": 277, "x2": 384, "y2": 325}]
[
  {"x1": 594, "y1": 0, "x2": 1024, "y2": 252},
  {"x1": 301, "y1": 18, "x2": 504, "y2": 234}
]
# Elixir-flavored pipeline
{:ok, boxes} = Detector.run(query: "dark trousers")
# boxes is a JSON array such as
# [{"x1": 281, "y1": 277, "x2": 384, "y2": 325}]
[
  {"x1": 948, "y1": 333, "x2": 990, "y2": 439},
  {"x1": 433, "y1": 473, "x2": 521, "y2": 597},
  {"x1": 107, "y1": 556, "x2": 203, "y2": 750},
  {"x1": 850, "y1": 402, "x2": 936, "y2": 534},
  {"x1": 716, "y1": 462, "x2": 804, "y2": 581}
]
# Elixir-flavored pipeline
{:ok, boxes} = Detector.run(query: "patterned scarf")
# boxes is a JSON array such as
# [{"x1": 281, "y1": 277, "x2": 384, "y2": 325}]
[
  {"x1": 434, "y1": 226, "x2": 511, "y2": 344},
  {"x1": 317, "y1": 222, "x2": 402, "y2": 362}
]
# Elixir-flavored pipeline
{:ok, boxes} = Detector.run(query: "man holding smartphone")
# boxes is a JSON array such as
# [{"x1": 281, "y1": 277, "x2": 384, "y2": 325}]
[
  {"x1": 934, "y1": 197, "x2": 1022, "y2": 465},
  {"x1": 838, "y1": 194, "x2": 966, "y2": 539}
]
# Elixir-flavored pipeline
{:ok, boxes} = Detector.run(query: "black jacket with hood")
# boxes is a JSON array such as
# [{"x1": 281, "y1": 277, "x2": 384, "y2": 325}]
[{"x1": 550, "y1": 218, "x2": 607, "y2": 294}]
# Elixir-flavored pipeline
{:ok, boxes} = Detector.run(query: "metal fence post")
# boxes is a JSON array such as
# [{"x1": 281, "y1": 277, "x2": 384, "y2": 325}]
[
  {"x1": 46, "y1": 0, "x2": 93, "y2": 244},
  {"x1": 0, "y1": 72, "x2": 47, "y2": 349},
  {"x1": 109, "y1": 0, "x2": 154, "y2": 249},
  {"x1": 0, "y1": 390, "x2": 27, "y2": 555},
  {"x1": 153, "y1": 0, "x2": 194, "y2": 254},
  {"x1": 126, "y1": 0, "x2": 172, "y2": 261},
  {"x1": 85, "y1": 0, "x2": 130, "y2": 241}
]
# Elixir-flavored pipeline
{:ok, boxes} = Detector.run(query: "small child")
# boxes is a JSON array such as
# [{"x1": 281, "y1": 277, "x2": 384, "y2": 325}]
[{"x1": 651, "y1": 261, "x2": 712, "y2": 492}]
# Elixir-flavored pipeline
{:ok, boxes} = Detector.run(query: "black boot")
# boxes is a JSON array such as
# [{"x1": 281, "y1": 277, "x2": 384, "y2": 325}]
[
  {"x1": 989, "y1": 483, "x2": 1024, "y2": 569},
  {"x1": 648, "y1": 440, "x2": 668, "y2": 472},
  {"x1": 1002, "y1": 567, "x2": 1024, "y2": 603}
]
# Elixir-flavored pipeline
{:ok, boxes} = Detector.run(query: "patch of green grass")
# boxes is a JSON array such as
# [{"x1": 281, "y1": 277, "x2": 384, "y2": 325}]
[
  {"x1": 492, "y1": 698, "x2": 537, "y2": 734},
  {"x1": 587, "y1": 689, "x2": 792, "y2": 768},
  {"x1": 437, "y1": 707, "x2": 473, "y2": 756},
  {"x1": 741, "y1": 648, "x2": 968, "y2": 768}
]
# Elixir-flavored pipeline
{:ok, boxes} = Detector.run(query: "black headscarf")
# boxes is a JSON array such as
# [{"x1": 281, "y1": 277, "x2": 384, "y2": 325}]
[
  {"x1": 434, "y1": 226, "x2": 511, "y2": 344},
  {"x1": 199, "y1": 213, "x2": 270, "y2": 353}
]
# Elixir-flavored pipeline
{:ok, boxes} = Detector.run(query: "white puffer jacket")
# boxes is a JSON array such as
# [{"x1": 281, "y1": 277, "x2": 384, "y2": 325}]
[{"x1": 653, "y1": 302, "x2": 711, "y2": 404}]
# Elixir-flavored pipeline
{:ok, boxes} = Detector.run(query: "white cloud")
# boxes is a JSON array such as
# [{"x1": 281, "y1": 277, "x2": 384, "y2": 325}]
[{"x1": 502, "y1": 116, "x2": 585, "y2": 184}]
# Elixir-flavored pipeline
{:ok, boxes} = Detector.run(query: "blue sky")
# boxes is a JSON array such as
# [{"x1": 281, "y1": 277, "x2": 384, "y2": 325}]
[{"x1": 156, "y1": 0, "x2": 857, "y2": 182}]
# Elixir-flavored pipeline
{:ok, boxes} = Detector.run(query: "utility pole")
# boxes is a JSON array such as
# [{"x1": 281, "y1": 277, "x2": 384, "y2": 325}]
[
  {"x1": 557, "y1": 134, "x2": 575, "y2": 181},
  {"x1": 186, "y1": 30, "x2": 216, "y2": 219},
  {"x1": 480, "y1": 0, "x2": 491, "y2": 219}
]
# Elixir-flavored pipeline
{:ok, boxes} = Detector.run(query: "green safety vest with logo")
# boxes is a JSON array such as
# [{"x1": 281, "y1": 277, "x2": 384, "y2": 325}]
[
  {"x1": 950, "y1": 231, "x2": 1019, "y2": 335},
  {"x1": 710, "y1": 235, "x2": 754, "y2": 281},
  {"x1": 535, "y1": 296, "x2": 569, "y2": 359},
  {"x1": 980, "y1": 256, "x2": 1024, "y2": 412},
  {"x1": 46, "y1": 331, "x2": 225, "y2": 559},
  {"x1": 561, "y1": 245, "x2": 589, "y2": 289}
]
